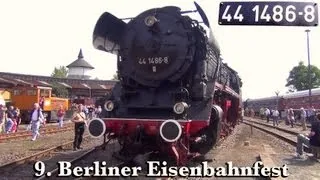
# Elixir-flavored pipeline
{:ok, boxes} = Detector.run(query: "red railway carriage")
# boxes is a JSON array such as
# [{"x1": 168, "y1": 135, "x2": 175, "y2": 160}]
[
  {"x1": 282, "y1": 88, "x2": 320, "y2": 110},
  {"x1": 244, "y1": 96, "x2": 283, "y2": 113},
  {"x1": 244, "y1": 87, "x2": 320, "y2": 116}
]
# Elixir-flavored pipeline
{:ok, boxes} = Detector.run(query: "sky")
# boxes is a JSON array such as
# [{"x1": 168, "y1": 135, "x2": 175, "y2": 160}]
[{"x1": 0, "y1": 0, "x2": 319, "y2": 100}]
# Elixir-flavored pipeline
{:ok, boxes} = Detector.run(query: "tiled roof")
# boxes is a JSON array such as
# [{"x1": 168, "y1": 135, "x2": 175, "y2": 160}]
[
  {"x1": 66, "y1": 49, "x2": 94, "y2": 69},
  {"x1": 0, "y1": 77, "x2": 16, "y2": 85},
  {"x1": 0, "y1": 72, "x2": 117, "y2": 90},
  {"x1": 58, "y1": 82, "x2": 72, "y2": 88}
]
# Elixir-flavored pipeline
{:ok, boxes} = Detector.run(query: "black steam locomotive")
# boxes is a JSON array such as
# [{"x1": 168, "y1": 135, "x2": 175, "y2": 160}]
[{"x1": 88, "y1": 2, "x2": 241, "y2": 166}]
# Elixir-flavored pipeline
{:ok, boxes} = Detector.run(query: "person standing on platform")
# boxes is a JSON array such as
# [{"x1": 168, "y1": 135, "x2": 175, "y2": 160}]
[
  {"x1": 265, "y1": 108, "x2": 270, "y2": 123},
  {"x1": 309, "y1": 106, "x2": 316, "y2": 123},
  {"x1": 0, "y1": 105, "x2": 6, "y2": 133},
  {"x1": 5, "y1": 106, "x2": 15, "y2": 133},
  {"x1": 72, "y1": 104, "x2": 87, "y2": 151},
  {"x1": 288, "y1": 108, "x2": 295, "y2": 128},
  {"x1": 39, "y1": 96, "x2": 44, "y2": 110},
  {"x1": 250, "y1": 109, "x2": 254, "y2": 118},
  {"x1": 96, "y1": 105, "x2": 102, "y2": 118},
  {"x1": 30, "y1": 103, "x2": 45, "y2": 141},
  {"x1": 296, "y1": 113, "x2": 320, "y2": 159},
  {"x1": 14, "y1": 107, "x2": 21, "y2": 132},
  {"x1": 260, "y1": 107, "x2": 265, "y2": 119},
  {"x1": 300, "y1": 107, "x2": 307, "y2": 131},
  {"x1": 272, "y1": 109, "x2": 280, "y2": 126},
  {"x1": 57, "y1": 105, "x2": 65, "y2": 128}
]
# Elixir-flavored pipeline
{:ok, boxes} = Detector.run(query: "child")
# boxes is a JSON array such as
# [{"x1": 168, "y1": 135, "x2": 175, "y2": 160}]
[{"x1": 11, "y1": 118, "x2": 17, "y2": 133}]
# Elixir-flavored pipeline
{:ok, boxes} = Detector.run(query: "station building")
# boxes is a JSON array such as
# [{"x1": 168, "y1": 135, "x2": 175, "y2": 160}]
[{"x1": 0, "y1": 49, "x2": 116, "y2": 106}]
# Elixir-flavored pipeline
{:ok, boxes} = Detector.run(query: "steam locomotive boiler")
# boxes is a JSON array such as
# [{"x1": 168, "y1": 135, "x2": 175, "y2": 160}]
[{"x1": 88, "y1": 2, "x2": 242, "y2": 166}]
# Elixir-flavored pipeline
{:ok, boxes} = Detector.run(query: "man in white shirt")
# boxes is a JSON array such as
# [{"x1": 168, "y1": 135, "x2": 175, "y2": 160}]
[
  {"x1": 30, "y1": 103, "x2": 44, "y2": 141},
  {"x1": 265, "y1": 108, "x2": 270, "y2": 123},
  {"x1": 272, "y1": 109, "x2": 280, "y2": 126}
]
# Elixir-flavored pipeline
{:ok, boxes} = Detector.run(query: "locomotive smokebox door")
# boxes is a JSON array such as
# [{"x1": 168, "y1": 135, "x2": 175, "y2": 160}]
[{"x1": 120, "y1": 6, "x2": 197, "y2": 87}]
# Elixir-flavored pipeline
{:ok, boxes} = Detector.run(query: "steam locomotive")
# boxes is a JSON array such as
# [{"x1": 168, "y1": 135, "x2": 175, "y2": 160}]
[{"x1": 88, "y1": 2, "x2": 242, "y2": 166}]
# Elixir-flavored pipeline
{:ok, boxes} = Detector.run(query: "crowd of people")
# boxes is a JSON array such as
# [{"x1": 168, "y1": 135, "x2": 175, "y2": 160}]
[
  {"x1": 0, "y1": 102, "x2": 103, "y2": 143},
  {"x1": 0, "y1": 105, "x2": 21, "y2": 134},
  {"x1": 27, "y1": 103, "x2": 103, "y2": 142},
  {"x1": 244, "y1": 106, "x2": 320, "y2": 161},
  {"x1": 245, "y1": 106, "x2": 318, "y2": 129}
]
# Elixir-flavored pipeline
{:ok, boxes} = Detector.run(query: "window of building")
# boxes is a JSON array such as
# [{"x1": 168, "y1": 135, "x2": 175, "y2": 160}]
[
  {"x1": 40, "y1": 89, "x2": 50, "y2": 98},
  {"x1": 13, "y1": 90, "x2": 21, "y2": 95},
  {"x1": 27, "y1": 90, "x2": 37, "y2": 96}
]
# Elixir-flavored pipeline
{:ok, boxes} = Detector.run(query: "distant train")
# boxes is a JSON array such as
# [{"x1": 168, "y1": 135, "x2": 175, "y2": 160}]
[
  {"x1": 10, "y1": 86, "x2": 70, "y2": 123},
  {"x1": 244, "y1": 87, "x2": 320, "y2": 115}
]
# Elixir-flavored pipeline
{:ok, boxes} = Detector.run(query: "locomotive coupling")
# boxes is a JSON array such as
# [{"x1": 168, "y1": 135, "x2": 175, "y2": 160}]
[
  {"x1": 159, "y1": 119, "x2": 182, "y2": 142},
  {"x1": 87, "y1": 118, "x2": 106, "y2": 138}
]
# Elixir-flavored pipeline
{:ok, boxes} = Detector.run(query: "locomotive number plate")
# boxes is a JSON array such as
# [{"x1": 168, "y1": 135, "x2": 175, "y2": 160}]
[
  {"x1": 137, "y1": 56, "x2": 169, "y2": 65},
  {"x1": 218, "y1": 1, "x2": 318, "y2": 26}
]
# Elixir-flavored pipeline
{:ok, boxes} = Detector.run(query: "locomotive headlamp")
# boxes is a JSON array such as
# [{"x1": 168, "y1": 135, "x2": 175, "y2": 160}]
[
  {"x1": 104, "y1": 100, "x2": 114, "y2": 112},
  {"x1": 87, "y1": 118, "x2": 106, "y2": 138},
  {"x1": 144, "y1": 16, "x2": 158, "y2": 27},
  {"x1": 173, "y1": 102, "x2": 188, "y2": 114},
  {"x1": 159, "y1": 119, "x2": 182, "y2": 143}
]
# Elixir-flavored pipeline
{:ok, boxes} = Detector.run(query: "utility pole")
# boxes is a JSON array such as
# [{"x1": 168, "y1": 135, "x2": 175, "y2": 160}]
[
  {"x1": 275, "y1": 90, "x2": 280, "y2": 118},
  {"x1": 275, "y1": 91, "x2": 280, "y2": 109},
  {"x1": 305, "y1": 29, "x2": 312, "y2": 108}
]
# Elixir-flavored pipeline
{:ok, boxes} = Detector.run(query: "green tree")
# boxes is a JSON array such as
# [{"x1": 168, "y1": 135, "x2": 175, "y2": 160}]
[
  {"x1": 51, "y1": 66, "x2": 69, "y2": 97},
  {"x1": 51, "y1": 66, "x2": 68, "y2": 78},
  {"x1": 286, "y1": 61, "x2": 320, "y2": 91},
  {"x1": 111, "y1": 73, "x2": 119, "y2": 80}
]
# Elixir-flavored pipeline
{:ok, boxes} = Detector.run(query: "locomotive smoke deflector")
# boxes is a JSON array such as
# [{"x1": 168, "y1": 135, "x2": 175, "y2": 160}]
[
  {"x1": 194, "y1": 2, "x2": 210, "y2": 28},
  {"x1": 194, "y1": 1, "x2": 220, "y2": 53},
  {"x1": 92, "y1": 12, "x2": 127, "y2": 55}
]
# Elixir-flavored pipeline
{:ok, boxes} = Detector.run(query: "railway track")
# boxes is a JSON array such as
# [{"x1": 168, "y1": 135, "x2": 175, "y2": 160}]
[
  {"x1": 17, "y1": 121, "x2": 72, "y2": 130},
  {"x1": 0, "y1": 123, "x2": 244, "y2": 179},
  {"x1": 0, "y1": 124, "x2": 73, "y2": 142},
  {"x1": 36, "y1": 142, "x2": 126, "y2": 179},
  {"x1": 243, "y1": 118, "x2": 310, "y2": 151},
  {"x1": 0, "y1": 132, "x2": 126, "y2": 179},
  {"x1": 245, "y1": 116, "x2": 311, "y2": 128},
  {"x1": 0, "y1": 135, "x2": 102, "y2": 179}
]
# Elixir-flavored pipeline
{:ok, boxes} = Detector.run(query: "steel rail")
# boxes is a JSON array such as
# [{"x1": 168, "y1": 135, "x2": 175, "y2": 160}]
[
  {"x1": 0, "y1": 127, "x2": 73, "y2": 142},
  {"x1": 242, "y1": 120, "x2": 311, "y2": 152},
  {"x1": 0, "y1": 135, "x2": 90, "y2": 171}
]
